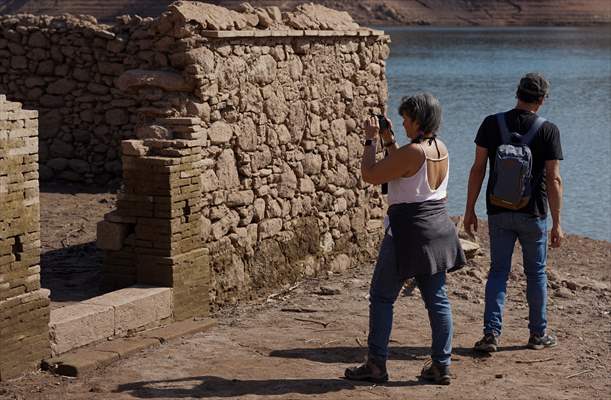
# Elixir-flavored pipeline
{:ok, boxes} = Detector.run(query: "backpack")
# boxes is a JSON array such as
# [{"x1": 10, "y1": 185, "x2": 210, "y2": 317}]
[{"x1": 490, "y1": 112, "x2": 546, "y2": 210}]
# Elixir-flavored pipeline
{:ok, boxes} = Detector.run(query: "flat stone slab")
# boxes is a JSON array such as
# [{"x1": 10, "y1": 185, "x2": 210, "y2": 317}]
[
  {"x1": 142, "y1": 318, "x2": 217, "y2": 343},
  {"x1": 43, "y1": 318, "x2": 216, "y2": 377},
  {"x1": 49, "y1": 303, "x2": 114, "y2": 355},
  {"x1": 84, "y1": 285, "x2": 172, "y2": 336},
  {"x1": 50, "y1": 285, "x2": 173, "y2": 355},
  {"x1": 93, "y1": 337, "x2": 161, "y2": 358},
  {"x1": 42, "y1": 350, "x2": 120, "y2": 377}
]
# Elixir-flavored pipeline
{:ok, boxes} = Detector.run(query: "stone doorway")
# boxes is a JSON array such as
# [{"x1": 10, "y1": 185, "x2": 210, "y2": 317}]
[{"x1": 39, "y1": 182, "x2": 117, "y2": 311}]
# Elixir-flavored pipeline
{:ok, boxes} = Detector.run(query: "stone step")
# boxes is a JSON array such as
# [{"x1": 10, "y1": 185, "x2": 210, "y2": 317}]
[
  {"x1": 49, "y1": 285, "x2": 172, "y2": 355},
  {"x1": 43, "y1": 318, "x2": 216, "y2": 377}
]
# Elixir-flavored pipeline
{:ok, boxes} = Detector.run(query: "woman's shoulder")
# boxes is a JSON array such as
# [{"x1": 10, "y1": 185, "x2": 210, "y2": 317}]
[{"x1": 399, "y1": 142, "x2": 425, "y2": 154}]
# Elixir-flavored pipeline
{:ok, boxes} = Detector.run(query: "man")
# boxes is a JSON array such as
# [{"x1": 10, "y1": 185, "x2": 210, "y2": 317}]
[{"x1": 464, "y1": 72, "x2": 564, "y2": 352}]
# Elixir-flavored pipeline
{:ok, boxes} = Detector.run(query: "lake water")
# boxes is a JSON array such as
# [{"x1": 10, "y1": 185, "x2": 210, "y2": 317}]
[{"x1": 383, "y1": 27, "x2": 611, "y2": 241}]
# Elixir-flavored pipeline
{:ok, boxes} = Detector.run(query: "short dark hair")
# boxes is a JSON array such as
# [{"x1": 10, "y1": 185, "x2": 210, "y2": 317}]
[
  {"x1": 398, "y1": 93, "x2": 442, "y2": 134},
  {"x1": 516, "y1": 72, "x2": 549, "y2": 103}
]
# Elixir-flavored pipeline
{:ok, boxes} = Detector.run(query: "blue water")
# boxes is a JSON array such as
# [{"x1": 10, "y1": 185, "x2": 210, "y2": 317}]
[{"x1": 383, "y1": 27, "x2": 611, "y2": 241}]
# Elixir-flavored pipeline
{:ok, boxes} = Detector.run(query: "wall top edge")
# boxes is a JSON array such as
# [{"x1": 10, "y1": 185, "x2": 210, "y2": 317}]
[{"x1": 198, "y1": 29, "x2": 386, "y2": 39}]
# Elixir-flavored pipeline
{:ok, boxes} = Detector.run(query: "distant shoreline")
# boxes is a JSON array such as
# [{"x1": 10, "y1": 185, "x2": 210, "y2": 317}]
[{"x1": 1, "y1": 0, "x2": 610, "y2": 27}]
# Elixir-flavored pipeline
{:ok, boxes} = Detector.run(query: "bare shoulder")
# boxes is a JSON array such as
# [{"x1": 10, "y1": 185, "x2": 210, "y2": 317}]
[
  {"x1": 393, "y1": 143, "x2": 426, "y2": 174},
  {"x1": 422, "y1": 138, "x2": 449, "y2": 158},
  {"x1": 399, "y1": 142, "x2": 422, "y2": 152},
  {"x1": 397, "y1": 143, "x2": 426, "y2": 158}
]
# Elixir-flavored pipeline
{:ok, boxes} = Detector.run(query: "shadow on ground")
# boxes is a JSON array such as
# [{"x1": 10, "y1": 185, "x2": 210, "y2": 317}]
[
  {"x1": 115, "y1": 376, "x2": 425, "y2": 398},
  {"x1": 113, "y1": 347, "x2": 532, "y2": 398},
  {"x1": 41, "y1": 242, "x2": 104, "y2": 303},
  {"x1": 268, "y1": 345, "x2": 527, "y2": 363},
  {"x1": 41, "y1": 181, "x2": 119, "y2": 195}
]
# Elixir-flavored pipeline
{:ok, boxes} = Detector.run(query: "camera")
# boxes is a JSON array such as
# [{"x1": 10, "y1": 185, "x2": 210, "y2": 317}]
[
  {"x1": 370, "y1": 110, "x2": 390, "y2": 133},
  {"x1": 376, "y1": 114, "x2": 390, "y2": 132}
]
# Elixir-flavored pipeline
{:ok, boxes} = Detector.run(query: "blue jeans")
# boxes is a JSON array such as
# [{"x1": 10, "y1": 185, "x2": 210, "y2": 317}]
[
  {"x1": 484, "y1": 212, "x2": 548, "y2": 337},
  {"x1": 368, "y1": 235, "x2": 453, "y2": 366}
]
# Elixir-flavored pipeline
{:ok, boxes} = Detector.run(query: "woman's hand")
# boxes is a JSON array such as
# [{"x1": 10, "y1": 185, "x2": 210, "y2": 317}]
[
  {"x1": 380, "y1": 116, "x2": 394, "y2": 144},
  {"x1": 364, "y1": 117, "x2": 379, "y2": 140}
]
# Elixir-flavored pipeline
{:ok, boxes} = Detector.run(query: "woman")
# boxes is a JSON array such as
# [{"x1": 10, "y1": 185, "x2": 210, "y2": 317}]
[{"x1": 345, "y1": 93, "x2": 466, "y2": 385}]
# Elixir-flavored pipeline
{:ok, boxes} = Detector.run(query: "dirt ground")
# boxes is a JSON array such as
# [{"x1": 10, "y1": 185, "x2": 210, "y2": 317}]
[
  {"x1": 1, "y1": 185, "x2": 609, "y2": 400},
  {"x1": 39, "y1": 182, "x2": 117, "y2": 309}
]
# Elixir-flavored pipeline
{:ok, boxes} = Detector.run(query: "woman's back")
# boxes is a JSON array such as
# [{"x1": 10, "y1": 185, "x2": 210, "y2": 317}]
[{"x1": 388, "y1": 139, "x2": 449, "y2": 205}]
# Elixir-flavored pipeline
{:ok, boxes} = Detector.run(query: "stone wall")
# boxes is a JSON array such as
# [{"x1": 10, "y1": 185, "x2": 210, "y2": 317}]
[
  {"x1": 0, "y1": 95, "x2": 50, "y2": 380},
  {"x1": 96, "y1": 2, "x2": 390, "y2": 307},
  {"x1": 0, "y1": 13, "x2": 170, "y2": 184}
]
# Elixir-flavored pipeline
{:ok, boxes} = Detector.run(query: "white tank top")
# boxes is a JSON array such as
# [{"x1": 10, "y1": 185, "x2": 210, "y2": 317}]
[
  {"x1": 384, "y1": 144, "x2": 449, "y2": 235},
  {"x1": 387, "y1": 145, "x2": 449, "y2": 205}
]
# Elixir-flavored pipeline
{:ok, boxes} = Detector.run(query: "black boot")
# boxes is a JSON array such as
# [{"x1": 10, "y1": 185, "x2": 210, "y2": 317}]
[
  {"x1": 344, "y1": 357, "x2": 389, "y2": 383},
  {"x1": 420, "y1": 360, "x2": 451, "y2": 385}
]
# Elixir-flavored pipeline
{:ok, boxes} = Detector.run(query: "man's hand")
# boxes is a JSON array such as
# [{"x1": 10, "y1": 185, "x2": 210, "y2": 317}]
[
  {"x1": 463, "y1": 209, "x2": 478, "y2": 238},
  {"x1": 545, "y1": 160, "x2": 563, "y2": 249},
  {"x1": 550, "y1": 225, "x2": 564, "y2": 248},
  {"x1": 464, "y1": 145, "x2": 487, "y2": 239}
]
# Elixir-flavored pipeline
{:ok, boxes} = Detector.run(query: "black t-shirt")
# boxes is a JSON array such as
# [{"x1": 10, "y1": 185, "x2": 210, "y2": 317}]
[{"x1": 475, "y1": 108, "x2": 563, "y2": 217}]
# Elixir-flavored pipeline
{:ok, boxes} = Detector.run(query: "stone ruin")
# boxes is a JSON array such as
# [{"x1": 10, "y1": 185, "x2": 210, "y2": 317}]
[
  {"x1": 0, "y1": 95, "x2": 50, "y2": 380},
  {"x1": 0, "y1": 1, "x2": 391, "y2": 379},
  {"x1": 90, "y1": 1, "x2": 392, "y2": 307}
]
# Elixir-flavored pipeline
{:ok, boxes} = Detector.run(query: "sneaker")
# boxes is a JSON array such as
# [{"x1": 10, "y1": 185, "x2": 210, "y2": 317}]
[
  {"x1": 527, "y1": 333, "x2": 557, "y2": 350},
  {"x1": 420, "y1": 360, "x2": 451, "y2": 385},
  {"x1": 344, "y1": 358, "x2": 389, "y2": 383},
  {"x1": 474, "y1": 333, "x2": 499, "y2": 352}
]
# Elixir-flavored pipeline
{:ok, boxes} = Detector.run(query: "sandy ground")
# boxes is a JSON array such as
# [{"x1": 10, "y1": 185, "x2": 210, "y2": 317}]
[{"x1": 1, "y1": 185, "x2": 609, "y2": 399}]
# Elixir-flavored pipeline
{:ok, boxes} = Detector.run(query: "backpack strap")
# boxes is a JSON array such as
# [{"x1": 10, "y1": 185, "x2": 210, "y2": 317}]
[
  {"x1": 520, "y1": 116, "x2": 546, "y2": 145},
  {"x1": 496, "y1": 113, "x2": 546, "y2": 145},
  {"x1": 496, "y1": 112, "x2": 511, "y2": 144}
]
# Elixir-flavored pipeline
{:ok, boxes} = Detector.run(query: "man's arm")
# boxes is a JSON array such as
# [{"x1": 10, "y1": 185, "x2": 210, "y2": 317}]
[
  {"x1": 545, "y1": 159, "x2": 563, "y2": 247},
  {"x1": 463, "y1": 145, "x2": 488, "y2": 236}
]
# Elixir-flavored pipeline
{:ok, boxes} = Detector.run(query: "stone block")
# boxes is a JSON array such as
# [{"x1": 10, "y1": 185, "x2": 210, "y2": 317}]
[
  {"x1": 460, "y1": 239, "x2": 480, "y2": 259},
  {"x1": 84, "y1": 285, "x2": 172, "y2": 336},
  {"x1": 49, "y1": 303, "x2": 114, "y2": 355},
  {"x1": 43, "y1": 349, "x2": 119, "y2": 377},
  {"x1": 121, "y1": 140, "x2": 148, "y2": 156},
  {"x1": 96, "y1": 220, "x2": 129, "y2": 251}
]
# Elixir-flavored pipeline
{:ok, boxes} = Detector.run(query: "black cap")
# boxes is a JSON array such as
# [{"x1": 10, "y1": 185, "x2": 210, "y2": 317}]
[{"x1": 517, "y1": 72, "x2": 550, "y2": 98}]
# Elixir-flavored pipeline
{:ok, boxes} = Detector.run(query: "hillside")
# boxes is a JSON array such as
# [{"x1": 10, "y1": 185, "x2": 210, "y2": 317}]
[{"x1": 0, "y1": 0, "x2": 609, "y2": 26}]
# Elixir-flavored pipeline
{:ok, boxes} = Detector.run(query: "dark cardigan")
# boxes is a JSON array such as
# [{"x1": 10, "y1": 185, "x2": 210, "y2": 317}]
[{"x1": 387, "y1": 198, "x2": 466, "y2": 279}]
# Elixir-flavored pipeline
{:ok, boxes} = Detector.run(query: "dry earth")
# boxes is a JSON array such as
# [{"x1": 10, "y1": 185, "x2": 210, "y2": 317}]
[
  {"x1": 0, "y1": 185, "x2": 609, "y2": 399},
  {"x1": 39, "y1": 183, "x2": 117, "y2": 310}
]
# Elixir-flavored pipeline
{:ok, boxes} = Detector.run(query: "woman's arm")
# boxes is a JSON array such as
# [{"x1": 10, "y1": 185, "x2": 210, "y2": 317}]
[
  {"x1": 380, "y1": 120, "x2": 399, "y2": 155},
  {"x1": 361, "y1": 143, "x2": 422, "y2": 185}
]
